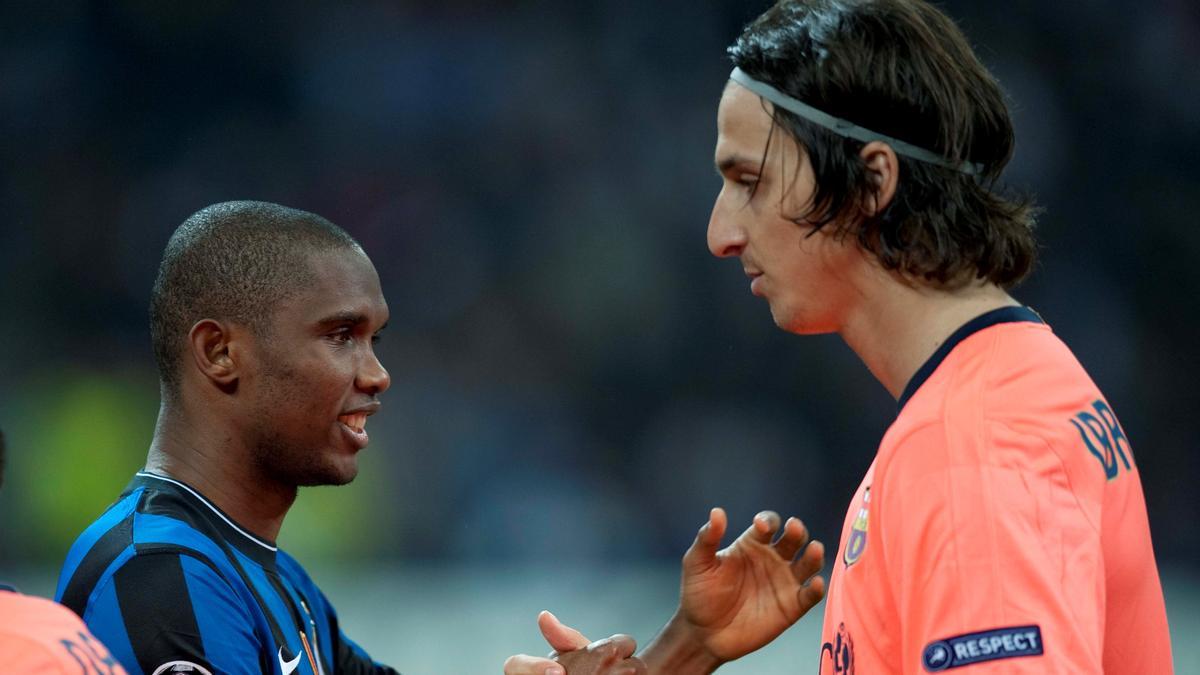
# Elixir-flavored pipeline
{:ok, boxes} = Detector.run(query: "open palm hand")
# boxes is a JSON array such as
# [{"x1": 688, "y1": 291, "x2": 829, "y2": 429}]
[
  {"x1": 521, "y1": 509, "x2": 827, "y2": 675},
  {"x1": 678, "y1": 508, "x2": 826, "y2": 662}
]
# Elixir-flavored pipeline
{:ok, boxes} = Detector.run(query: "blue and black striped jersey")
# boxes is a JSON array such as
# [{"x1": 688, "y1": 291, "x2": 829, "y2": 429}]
[{"x1": 55, "y1": 472, "x2": 400, "y2": 675}]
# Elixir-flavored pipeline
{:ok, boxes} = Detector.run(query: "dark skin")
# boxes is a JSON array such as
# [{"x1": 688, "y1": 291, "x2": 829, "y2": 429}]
[
  {"x1": 545, "y1": 636, "x2": 646, "y2": 675},
  {"x1": 145, "y1": 245, "x2": 391, "y2": 543}
]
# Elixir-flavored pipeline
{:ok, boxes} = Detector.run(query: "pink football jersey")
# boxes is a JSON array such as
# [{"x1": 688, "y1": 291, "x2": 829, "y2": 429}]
[
  {"x1": 0, "y1": 589, "x2": 129, "y2": 674},
  {"x1": 819, "y1": 308, "x2": 1172, "y2": 673}
]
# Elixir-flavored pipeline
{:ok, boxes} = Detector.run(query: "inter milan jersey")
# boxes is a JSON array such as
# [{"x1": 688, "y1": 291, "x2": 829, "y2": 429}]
[
  {"x1": 56, "y1": 472, "x2": 400, "y2": 675},
  {"x1": 818, "y1": 307, "x2": 1172, "y2": 673}
]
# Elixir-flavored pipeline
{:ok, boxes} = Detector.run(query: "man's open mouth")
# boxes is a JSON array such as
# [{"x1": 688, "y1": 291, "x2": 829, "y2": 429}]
[{"x1": 338, "y1": 413, "x2": 366, "y2": 433}]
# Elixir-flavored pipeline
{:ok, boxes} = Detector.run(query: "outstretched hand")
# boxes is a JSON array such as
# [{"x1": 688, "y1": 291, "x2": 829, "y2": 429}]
[
  {"x1": 511, "y1": 508, "x2": 826, "y2": 675},
  {"x1": 674, "y1": 507, "x2": 826, "y2": 663}
]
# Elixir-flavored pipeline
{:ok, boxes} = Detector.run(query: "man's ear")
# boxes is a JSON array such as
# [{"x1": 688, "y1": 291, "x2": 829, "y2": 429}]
[
  {"x1": 187, "y1": 319, "x2": 240, "y2": 391},
  {"x1": 859, "y1": 141, "x2": 899, "y2": 216}
]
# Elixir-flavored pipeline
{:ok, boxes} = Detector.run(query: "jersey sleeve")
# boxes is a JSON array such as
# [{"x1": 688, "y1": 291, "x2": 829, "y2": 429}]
[
  {"x1": 877, "y1": 422, "x2": 1103, "y2": 673},
  {"x1": 85, "y1": 551, "x2": 265, "y2": 675}
]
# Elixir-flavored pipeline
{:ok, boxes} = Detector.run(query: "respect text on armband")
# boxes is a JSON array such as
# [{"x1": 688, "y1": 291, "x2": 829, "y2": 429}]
[{"x1": 922, "y1": 625, "x2": 1043, "y2": 671}]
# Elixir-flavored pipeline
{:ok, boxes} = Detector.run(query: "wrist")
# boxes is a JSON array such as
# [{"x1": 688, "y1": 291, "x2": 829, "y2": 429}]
[{"x1": 639, "y1": 611, "x2": 723, "y2": 675}]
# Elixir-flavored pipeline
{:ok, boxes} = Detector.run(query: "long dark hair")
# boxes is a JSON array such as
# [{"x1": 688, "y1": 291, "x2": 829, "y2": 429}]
[{"x1": 730, "y1": 0, "x2": 1038, "y2": 288}]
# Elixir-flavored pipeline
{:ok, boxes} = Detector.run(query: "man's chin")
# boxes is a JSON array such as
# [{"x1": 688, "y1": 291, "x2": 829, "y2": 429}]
[
  {"x1": 294, "y1": 459, "x2": 359, "y2": 487},
  {"x1": 776, "y1": 310, "x2": 836, "y2": 336},
  {"x1": 771, "y1": 305, "x2": 807, "y2": 333}
]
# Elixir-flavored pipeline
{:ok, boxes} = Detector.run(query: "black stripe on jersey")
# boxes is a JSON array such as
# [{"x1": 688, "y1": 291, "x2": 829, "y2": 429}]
[
  {"x1": 136, "y1": 484, "x2": 294, "y2": 654},
  {"x1": 60, "y1": 513, "x2": 134, "y2": 617},
  {"x1": 136, "y1": 477, "x2": 303, "y2": 663},
  {"x1": 215, "y1": 539, "x2": 294, "y2": 653},
  {"x1": 264, "y1": 570, "x2": 325, "y2": 673},
  {"x1": 126, "y1": 547, "x2": 277, "y2": 675},
  {"x1": 263, "y1": 569, "x2": 306, "y2": 631},
  {"x1": 113, "y1": 552, "x2": 216, "y2": 675}
]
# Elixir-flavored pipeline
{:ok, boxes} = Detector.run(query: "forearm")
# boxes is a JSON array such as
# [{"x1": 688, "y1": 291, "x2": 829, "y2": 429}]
[{"x1": 638, "y1": 612, "x2": 722, "y2": 675}]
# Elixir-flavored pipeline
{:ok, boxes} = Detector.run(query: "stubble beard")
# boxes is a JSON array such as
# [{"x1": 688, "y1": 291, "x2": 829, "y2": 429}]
[
  {"x1": 250, "y1": 345, "x2": 357, "y2": 488},
  {"x1": 250, "y1": 421, "x2": 357, "y2": 489}
]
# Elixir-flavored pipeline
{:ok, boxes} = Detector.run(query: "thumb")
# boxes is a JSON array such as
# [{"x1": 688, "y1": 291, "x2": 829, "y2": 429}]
[
  {"x1": 538, "y1": 610, "x2": 591, "y2": 652},
  {"x1": 683, "y1": 507, "x2": 727, "y2": 574}
]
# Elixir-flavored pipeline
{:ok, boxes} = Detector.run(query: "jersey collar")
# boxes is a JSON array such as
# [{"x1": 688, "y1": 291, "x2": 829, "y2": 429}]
[
  {"x1": 897, "y1": 305, "x2": 1045, "y2": 412},
  {"x1": 131, "y1": 471, "x2": 279, "y2": 568}
]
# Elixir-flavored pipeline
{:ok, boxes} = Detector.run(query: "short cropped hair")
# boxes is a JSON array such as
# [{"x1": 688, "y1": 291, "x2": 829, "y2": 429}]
[
  {"x1": 730, "y1": 0, "x2": 1037, "y2": 288},
  {"x1": 149, "y1": 201, "x2": 360, "y2": 393}
]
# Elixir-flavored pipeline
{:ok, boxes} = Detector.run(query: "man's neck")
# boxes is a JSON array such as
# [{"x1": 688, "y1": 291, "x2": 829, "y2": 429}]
[
  {"x1": 839, "y1": 276, "x2": 1018, "y2": 401},
  {"x1": 146, "y1": 405, "x2": 296, "y2": 544}
]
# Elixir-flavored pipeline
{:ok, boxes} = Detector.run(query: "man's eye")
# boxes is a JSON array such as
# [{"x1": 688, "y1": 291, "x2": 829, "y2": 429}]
[
  {"x1": 736, "y1": 174, "x2": 759, "y2": 190},
  {"x1": 329, "y1": 329, "x2": 354, "y2": 344}
]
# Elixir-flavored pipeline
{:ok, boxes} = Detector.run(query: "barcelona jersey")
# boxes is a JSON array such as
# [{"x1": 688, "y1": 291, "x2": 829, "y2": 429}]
[
  {"x1": 819, "y1": 307, "x2": 1172, "y2": 673},
  {"x1": 0, "y1": 588, "x2": 129, "y2": 674}
]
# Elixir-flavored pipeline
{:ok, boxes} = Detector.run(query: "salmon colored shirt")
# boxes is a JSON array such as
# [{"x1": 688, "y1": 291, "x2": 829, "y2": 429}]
[
  {"x1": 0, "y1": 588, "x2": 128, "y2": 674},
  {"x1": 819, "y1": 309, "x2": 1173, "y2": 673}
]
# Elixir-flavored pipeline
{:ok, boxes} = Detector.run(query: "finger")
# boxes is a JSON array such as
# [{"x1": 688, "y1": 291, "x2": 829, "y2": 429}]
[
  {"x1": 790, "y1": 539, "x2": 825, "y2": 585},
  {"x1": 738, "y1": 510, "x2": 781, "y2": 545},
  {"x1": 538, "y1": 610, "x2": 591, "y2": 652},
  {"x1": 588, "y1": 634, "x2": 639, "y2": 662},
  {"x1": 796, "y1": 574, "x2": 827, "y2": 614},
  {"x1": 682, "y1": 507, "x2": 727, "y2": 572},
  {"x1": 502, "y1": 654, "x2": 565, "y2": 675},
  {"x1": 772, "y1": 516, "x2": 811, "y2": 561}
]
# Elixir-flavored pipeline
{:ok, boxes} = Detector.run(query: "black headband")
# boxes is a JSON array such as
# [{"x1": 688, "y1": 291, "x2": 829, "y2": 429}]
[{"x1": 730, "y1": 67, "x2": 982, "y2": 176}]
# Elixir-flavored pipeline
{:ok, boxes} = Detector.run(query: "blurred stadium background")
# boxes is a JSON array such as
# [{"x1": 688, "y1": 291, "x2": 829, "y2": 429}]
[{"x1": 1, "y1": 1, "x2": 1197, "y2": 672}]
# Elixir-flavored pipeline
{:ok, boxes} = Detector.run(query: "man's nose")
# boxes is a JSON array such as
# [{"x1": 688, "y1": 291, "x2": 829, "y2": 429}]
[
  {"x1": 358, "y1": 350, "x2": 391, "y2": 395},
  {"x1": 707, "y1": 194, "x2": 747, "y2": 258}
]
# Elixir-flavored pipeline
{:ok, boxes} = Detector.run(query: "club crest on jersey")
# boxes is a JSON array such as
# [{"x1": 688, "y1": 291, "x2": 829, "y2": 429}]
[
  {"x1": 844, "y1": 487, "x2": 870, "y2": 566},
  {"x1": 820, "y1": 622, "x2": 855, "y2": 674}
]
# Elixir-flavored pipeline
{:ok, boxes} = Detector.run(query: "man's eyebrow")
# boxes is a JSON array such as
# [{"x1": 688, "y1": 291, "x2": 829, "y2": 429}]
[
  {"x1": 315, "y1": 313, "x2": 389, "y2": 332},
  {"x1": 315, "y1": 311, "x2": 367, "y2": 327},
  {"x1": 716, "y1": 155, "x2": 759, "y2": 174}
]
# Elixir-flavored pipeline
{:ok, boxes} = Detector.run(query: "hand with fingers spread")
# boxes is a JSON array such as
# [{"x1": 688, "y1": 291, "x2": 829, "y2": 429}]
[
  {"x1": 503, "y1": 627, "x2": 645, "y2": 675},
  {"x1": 676, "y1": 507, "x2": 825, "y2": 661},
  {"x1": 519, "y1": 508, "x2": 826, "y2": 675}
]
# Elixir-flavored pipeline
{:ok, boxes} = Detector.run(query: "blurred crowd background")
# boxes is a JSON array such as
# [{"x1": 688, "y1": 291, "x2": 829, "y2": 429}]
[{"x1": 1, "y1": 0, "x2": 1197, "y2": 671}]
